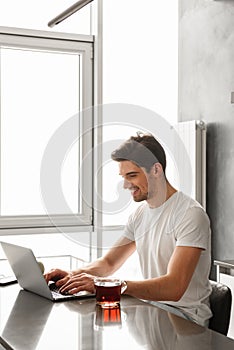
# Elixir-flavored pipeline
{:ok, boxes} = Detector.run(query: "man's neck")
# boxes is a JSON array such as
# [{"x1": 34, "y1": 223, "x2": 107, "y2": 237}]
[{"x1": 147, "y1": 181, "x2": 177, "y2": 209}]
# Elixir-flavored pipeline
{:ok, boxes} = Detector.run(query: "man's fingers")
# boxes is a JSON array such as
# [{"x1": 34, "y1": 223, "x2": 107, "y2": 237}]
[
  {"x1": 44, "y1": 268, "x2": 69, "y2": 283},
  {"x1": 59, "y1": 274, "x2": 95, "y2": 294},
  {"x1": 55, "y1": 276, "x2": 70, "y2": 287}
]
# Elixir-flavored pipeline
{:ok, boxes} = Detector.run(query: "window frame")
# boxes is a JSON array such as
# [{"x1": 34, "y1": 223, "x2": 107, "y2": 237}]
[{"x1": 0, "y1": 26, "x2": 94, "y2": 233}]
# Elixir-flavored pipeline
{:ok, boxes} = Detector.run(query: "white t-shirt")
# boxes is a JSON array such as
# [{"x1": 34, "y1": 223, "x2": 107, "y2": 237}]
[{"x1": 123, "y1": 191, "x2": 212, "y2": 326}]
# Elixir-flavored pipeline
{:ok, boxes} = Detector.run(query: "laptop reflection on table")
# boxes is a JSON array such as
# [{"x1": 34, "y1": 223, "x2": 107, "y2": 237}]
[{"x1": 0, "y1": 290, "x2": 53, "y2": 350}]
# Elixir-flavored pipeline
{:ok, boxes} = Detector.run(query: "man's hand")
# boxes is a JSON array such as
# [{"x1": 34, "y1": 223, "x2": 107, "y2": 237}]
[
  {"x1": 44, "y1": 268, "x2": 72, "y2": 286},
  {"x1": 59, "y1": 273, "x2": 96, "y2": 295}
]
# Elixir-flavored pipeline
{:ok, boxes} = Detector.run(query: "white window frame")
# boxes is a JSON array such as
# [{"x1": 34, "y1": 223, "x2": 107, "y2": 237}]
[{"x1": 0, "y1": 27, "x2": 94, "y2": 233}]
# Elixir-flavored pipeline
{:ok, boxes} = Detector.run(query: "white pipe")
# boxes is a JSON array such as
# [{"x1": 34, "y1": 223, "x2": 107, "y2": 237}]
[{"x1": 48, "y1": 0, "x2": 94, "y2": 27}]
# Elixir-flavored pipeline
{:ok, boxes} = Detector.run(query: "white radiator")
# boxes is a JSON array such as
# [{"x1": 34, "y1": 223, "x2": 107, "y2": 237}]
[{"x1": 169, "y1": 120, "x2": 206, "y2": 209}]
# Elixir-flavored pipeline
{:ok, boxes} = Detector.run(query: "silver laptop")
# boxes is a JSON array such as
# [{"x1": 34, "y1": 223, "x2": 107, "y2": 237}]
[{"x1": 1, "y1": 241, "x2": 94, "y2": 302}]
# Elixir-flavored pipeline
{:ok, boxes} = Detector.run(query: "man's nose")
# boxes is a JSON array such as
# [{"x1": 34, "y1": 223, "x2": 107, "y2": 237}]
[{"x1": 123, "y1": 178, "x2": 131, "y2": 189}]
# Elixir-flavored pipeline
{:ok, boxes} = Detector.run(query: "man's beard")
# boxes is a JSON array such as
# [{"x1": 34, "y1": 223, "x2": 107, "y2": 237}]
[{"x1": 132, "y1": 191, "x2": 148, "y2": 202}]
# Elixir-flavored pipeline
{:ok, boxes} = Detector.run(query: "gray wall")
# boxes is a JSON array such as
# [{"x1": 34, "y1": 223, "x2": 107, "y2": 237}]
[{"x1": 178, "y1": 0, "x2": 234, "y2": 278}]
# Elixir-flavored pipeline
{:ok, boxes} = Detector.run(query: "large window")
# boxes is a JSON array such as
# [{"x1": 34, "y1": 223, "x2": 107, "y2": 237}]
[
  {"x1": 0, "y1": 27, "x2": 93, "y2": 232},
  {"x1": 0, "y1": 2, "x2": 178, "y2": 265},
  {"x1": 102, "y1": 0, "x2": 178, "y2": 228}
]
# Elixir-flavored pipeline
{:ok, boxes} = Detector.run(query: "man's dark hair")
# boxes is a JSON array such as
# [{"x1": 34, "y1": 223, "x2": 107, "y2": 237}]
[{"x1": 111, "y1": 133, "x2": 166, "y2": 173}]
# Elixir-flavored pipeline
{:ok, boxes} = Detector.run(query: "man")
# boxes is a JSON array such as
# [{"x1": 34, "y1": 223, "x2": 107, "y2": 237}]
[{"x1": 45, "y1": 133, "x2": 212, "y2": 326}]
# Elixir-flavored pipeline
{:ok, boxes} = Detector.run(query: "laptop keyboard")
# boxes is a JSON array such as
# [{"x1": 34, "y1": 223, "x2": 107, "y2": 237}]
[
  {"x1": 49, "y1": 282, "x2": 93, "y2": 299},
  {"x1": 49, "y1": 282, "x2": 70, "y2": 298},
  {"x1": 49, "y1": 282, "x2": 62, "y2": 293}
]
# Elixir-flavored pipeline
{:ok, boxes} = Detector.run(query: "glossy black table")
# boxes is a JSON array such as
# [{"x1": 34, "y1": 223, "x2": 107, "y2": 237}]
[{"x1": 0, "y1": 284, "x2": 234, "y2": 350}]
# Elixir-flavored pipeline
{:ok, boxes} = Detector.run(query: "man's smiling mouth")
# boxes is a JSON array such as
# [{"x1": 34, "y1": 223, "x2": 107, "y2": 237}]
[{"x1": 130, "y1": 187, "x2": 140, "y2": 196}]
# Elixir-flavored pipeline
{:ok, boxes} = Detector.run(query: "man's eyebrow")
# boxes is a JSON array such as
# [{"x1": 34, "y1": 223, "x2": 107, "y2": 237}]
[{"x1": 119, "y1": 171, "x2": 140, "y2": 176}]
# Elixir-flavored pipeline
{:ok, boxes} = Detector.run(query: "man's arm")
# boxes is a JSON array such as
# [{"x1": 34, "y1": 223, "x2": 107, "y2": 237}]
[
  {"x1": 44, "y1": 236, "x2": 136, "y2": 293},
  {"x1": 124, "y1": 246, "x2": 202, "y2": 301},
  {"x1": 72, "y1": 236, "x2": 136, "y2": 277}
]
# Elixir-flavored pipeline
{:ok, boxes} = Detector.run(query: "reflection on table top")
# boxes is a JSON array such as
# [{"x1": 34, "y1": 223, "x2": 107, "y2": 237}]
[{"x1": 0, "y1": 284, "x2": 234, "y2": 350}]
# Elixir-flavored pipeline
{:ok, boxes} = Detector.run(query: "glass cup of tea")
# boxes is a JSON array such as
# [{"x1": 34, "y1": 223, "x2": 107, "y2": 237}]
[{"x1": 94, "y1": 277, "x2": 127, "y2": 308}]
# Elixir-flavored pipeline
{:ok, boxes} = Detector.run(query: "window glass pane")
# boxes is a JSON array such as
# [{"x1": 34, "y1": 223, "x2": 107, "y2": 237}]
[
  {"x1": 103, "y1": 0, "x2": 178, "y2": 124},
  {"x1": 0, "y1": 47, "x2": 80, "y2": 216},
  {"x1": 0, "y1": 233, "x2": 91, "y2": 262},
  {"x1": 102, "y1": 1, "x2": 178, "y2": 227}
]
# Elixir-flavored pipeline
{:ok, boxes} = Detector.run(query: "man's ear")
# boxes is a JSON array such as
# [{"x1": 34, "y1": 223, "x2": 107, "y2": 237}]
[{"x1": 153, "y1": 163, "x2": 162, "y2": 175}]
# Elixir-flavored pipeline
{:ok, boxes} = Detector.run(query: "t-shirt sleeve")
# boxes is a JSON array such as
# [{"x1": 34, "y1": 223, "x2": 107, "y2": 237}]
[{"x1": 175, "y1": 206, "x2": 211, "y2": 250}]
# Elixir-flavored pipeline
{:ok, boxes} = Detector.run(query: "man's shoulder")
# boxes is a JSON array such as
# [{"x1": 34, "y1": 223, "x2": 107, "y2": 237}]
[
  {"x1": 169, "y1": 192, "x2": 210, "y2": 228},
  {"x1": 175, "y1": 191, "x2": 203, "y2": 210},
  {"x1": 175, "y1": 192, "x2": 210, "y2": 229}
]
